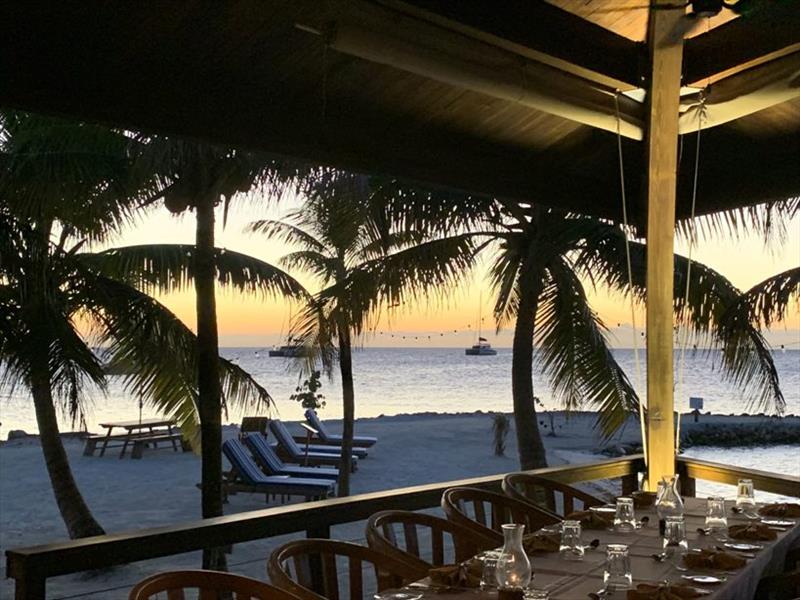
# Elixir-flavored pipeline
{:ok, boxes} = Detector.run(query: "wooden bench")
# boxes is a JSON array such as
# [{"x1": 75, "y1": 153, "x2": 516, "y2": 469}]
[
  {"x1": 130, "y1": 433, "x2": 188, "y2": 459},
  {"x1": 83, "y1": 433, "x2": 152, "y2": 457}
]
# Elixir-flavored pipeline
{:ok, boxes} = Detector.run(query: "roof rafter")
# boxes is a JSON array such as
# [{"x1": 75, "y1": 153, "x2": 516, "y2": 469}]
[
  {"x1": 308, "y1": 0, "x2": 645, "y2": 139},
  {"x1": 683, "y1": 3, "x2": 800, "y2": 85},
  {"x1": 384, "y1": 0, "x2": 645, "y2": 88}
]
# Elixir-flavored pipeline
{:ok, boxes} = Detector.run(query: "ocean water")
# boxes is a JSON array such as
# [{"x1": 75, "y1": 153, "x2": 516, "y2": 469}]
[
  {"x1": 2, "y1": 348, "x2": 798, "y2": 435},
  {"x1": 2, "y1": 348, "x2": 799, "y2": 478}
]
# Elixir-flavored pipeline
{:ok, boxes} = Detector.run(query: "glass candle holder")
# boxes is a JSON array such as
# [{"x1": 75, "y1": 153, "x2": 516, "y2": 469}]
[
  {"x1": 705, "y1": 496, "x2": 728, "y2": 535},
  {"x1": 736, "y1": 479, "x2": 756, "y2": 509},
  {"x1": 603, "y1": 544, "x2": 632, "y2": 591},
  {"x1": 559, "y1": 519, "x2": 584, "y2": 560},
  {"x1": 663, "y1": 516, "x2": 688, "y2": 563},
  {"x1": 614, "y1": 497, "x2": 636, "y2": 533},
  {"x1": 495, "y1": 524, "x2": 532, "y2": 591}
]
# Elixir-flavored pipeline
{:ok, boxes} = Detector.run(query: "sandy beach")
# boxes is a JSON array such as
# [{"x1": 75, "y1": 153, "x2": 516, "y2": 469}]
[{"x1": 1, "y1": 411, "x2": 798, "y2": 599}]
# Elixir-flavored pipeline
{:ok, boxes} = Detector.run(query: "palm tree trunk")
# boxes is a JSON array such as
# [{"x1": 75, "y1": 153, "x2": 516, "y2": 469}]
[
  {"x1": 512, "y1": 265, "x2": 548, "y2": 470},
  {"x1": 30, "y1": 347, "x2": 105, "y2": 539},
  {"x1": 194, "y1": 193, "x2": 226, "y2": 570},
  {"x1": 336, "y1": 324, "x2": 355, "y2": 497}
]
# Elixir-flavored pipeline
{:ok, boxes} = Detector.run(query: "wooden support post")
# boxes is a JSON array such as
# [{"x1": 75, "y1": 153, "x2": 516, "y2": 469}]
[
  {"x1": 15, "y1": 571, "x2": 45, "y2": 600},
  {"x1": 644, "y1": 2, "x2": 684, "y2": 490}
]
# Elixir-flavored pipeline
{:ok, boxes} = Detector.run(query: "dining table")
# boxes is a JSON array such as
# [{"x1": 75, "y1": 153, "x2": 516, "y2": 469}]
[{"x1": 394, "y1": 497, "x2": 800, "y2": 599}]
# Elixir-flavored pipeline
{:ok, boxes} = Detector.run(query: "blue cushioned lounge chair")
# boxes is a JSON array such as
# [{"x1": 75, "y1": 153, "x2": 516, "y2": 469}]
[
  {"x1": 305, "y1": 409, "x2": 378, "y2": 448},
  {"x1": 269, "y1": 420, "x2": 358, "y2": 471},
  {"x1": 222, "y1": 439, "x2": 334, "y2": 501},
  {"x1": 243, "y1": 433, "x2": 339, "y2": 482}
]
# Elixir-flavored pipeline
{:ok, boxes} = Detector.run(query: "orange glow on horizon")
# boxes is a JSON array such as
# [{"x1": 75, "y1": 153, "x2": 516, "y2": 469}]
[{"x1": 102, "y1": 201, "x2": 799, "y2": 348}]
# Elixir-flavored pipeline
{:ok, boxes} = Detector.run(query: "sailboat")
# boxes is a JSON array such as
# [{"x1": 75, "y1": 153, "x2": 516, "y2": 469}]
[
  {"x1": 465, "y1": 336, "x2": 497, "y2": 356},
  {"x1": 464, "y1": 293, "x2": 497, "y2": 355}
]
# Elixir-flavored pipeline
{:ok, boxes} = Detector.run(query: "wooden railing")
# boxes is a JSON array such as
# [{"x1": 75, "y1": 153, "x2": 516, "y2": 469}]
[
  {"x1": 5, "y1": 455, "x2": 798, "y2": 599},
  {"x1": 677, "y1": 456, "x2": 800, "y2": 498}
]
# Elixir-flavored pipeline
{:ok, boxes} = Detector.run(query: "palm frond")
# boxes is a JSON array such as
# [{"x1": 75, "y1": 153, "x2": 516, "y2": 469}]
[
  {"x1": 535, "y1": 259, "x2": 639, "y2": 437},
  {"x1": 0, "y1": 110, "x2": 161, "y2": 241},
  {"x1": 735, "y1": 267, "x2": 800, "y2": 328},
  {"x1": 324, "y1": 233, "x2": 485, "y2": 336},
  {"x1": 280, "y1": 250, "x2": 339, "y2": 284},
  {"x1": 676, "y1": 199, "x2": 799, "y2": 247},
  {"x1": 85, "y1": 244, "x2": 308, "y2": 300},
  {"x1": 576, "y1": 226, "x2": 784, "y2": 412},
  {"x1": 246, "y1": 219, "x2": 328, "y2": 253},
  {"x1": 80, "y1": 275, "x2": 272, "y2": 444}
]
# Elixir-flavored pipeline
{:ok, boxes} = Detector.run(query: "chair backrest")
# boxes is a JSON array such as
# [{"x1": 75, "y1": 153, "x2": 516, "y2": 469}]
[
  {"x1": 241, "y1": 416, "x2": 271, "y2": 438},
  {"x1": 129, "y1": 569, "x2": 300, "y2": 600},
  {"x1": 269, "y1": 420, "x2": 302, "y2": 456},
  {"x1": 502, "y1": 473, "x2": 604, "y2": 516},
  {"x1": 441, "y1": 487, "x2": 560, "y2": 542},
  {"x1": 365, "y1": 510, "x2": 496, "y2": 571},
  {"x1": 244, "y1": 433, "x2": 286, "y2": 474},
  {"x1": 222, "y1": 438, "x2": 264, "y2": 484},
  {"x1": 304, "y1": 410, "x2": 330, "y2": 440},
  {"x1": 268, "y1": 539, "x2": 425, "y2": 600}
]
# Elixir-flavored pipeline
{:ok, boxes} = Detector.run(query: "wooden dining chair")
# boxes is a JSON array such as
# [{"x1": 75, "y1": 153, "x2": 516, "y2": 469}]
[
  {"x1": 441, "y1": 487, "x2": 560, "y2": 543},
  {"x1": 268, "y1": 539, "x2": 425, "y2": 600},
  {"x1": 502, "y1": 473, "x2": 604, "y2": 516},
  {"x1": 128, "y1": 569, "x2": 300, "y2": 599},
  {"x1": 365, "y1": 510, "x2": 497, "y2": 572}
]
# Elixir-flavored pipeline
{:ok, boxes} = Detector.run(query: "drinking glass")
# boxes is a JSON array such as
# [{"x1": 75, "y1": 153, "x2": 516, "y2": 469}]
[
  {"x1": 603, "y1": 544, "x2": 632, "y2": 591},
  {"x1": 663, "y1": 516, "x2": 688, "y2": 563},
  {"x1": 559, "y1": 519, "x2": 584, "y2": 560},
  {"x1": 736, "y1": 479, "x2": 756, "y2": 510},
  {"x1": 479, "y1": 550, "x2": 502, "y2": 590},
  {"x1": 705, "y1": 496, "x2": 728, "y2": 535},
  {"x1": 614, "y1": 497, "x2": 636, "y2": 533}
]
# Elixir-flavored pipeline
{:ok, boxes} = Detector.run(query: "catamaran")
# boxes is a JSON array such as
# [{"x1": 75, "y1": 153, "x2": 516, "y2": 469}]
[
  {"x1": 464, "y1": 293, "x2": 497, "y2": 355},
  {"x1": 465, "y1": 337, "x2": 497, "y2": 356}
]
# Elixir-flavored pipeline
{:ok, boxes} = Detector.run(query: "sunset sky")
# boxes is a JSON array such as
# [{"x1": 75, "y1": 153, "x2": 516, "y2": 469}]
[{"x1": 107, "y1": 196, "x2": 800, "y2": 349}]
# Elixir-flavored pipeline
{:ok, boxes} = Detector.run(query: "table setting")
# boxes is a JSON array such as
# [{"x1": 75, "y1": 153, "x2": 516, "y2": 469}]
[{"x1": 379, "y1": 475, "x2": 800, "y2": 600}]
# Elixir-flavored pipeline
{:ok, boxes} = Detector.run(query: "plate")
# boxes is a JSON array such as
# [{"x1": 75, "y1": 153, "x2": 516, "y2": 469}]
[
  {"x1": 724, "y1": 542, "x2": 763, "y2": 551},
  {"x1": 681, "y1": 575, "x2": 727, "y2": 584},
  {"x1": 761, "y1": 519, "x2": 794, "y2": 527}
]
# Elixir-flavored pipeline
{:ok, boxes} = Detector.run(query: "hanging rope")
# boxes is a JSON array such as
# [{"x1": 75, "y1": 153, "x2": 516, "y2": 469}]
[
  {"x1": 615, "y1": 92, "x2": 648, "y2": 468},
  {"x1": 675, "y1": 92, "x2": 706, "y2": 454}
]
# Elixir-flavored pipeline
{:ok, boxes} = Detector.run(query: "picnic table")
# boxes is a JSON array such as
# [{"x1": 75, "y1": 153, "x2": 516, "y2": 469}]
[
  {"x1": 83, "y1": 418, "x2": 185, "y2": 459},
  {"x1": 391, "y1": 497, "x2": 800, "y2": 600}
]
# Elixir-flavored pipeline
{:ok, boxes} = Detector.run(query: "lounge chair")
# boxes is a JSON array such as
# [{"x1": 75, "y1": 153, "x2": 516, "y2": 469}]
[
  {"x1": 287, "y1": 425, "x2": 369, "y2": 459},
  {"x1": 221, "y1": 439, "x2": 334, "y2": 501},
  {"x1": 269, "y1": 420, "x2": 358, "y2": 472},
  {"x1": 305, "y1": 409, "x2": 378, "y2": 448},
  {"x1": 243, "y1": 433, "x2": 339, "y2": 483}
]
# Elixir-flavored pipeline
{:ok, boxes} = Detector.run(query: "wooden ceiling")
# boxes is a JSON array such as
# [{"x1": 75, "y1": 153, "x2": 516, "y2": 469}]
[
  {"x1": 0, "y1": 1, "x2": 797, "y2": 227},
  {"x1": 546, "y1": 0, "x2": 738, "y2": 41}
]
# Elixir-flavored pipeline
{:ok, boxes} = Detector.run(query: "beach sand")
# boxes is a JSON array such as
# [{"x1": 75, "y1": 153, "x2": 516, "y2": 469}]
[{"x1": 1, "y1": 411, "x2": 797, "y2": 599}]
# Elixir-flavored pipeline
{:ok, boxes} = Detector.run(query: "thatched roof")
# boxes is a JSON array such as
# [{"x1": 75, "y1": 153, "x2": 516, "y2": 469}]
[{"x1": 1, "y1": 1, "x2": 798, "y2": 226}]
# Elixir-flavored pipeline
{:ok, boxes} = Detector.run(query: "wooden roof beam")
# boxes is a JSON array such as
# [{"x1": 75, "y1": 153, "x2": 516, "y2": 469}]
[
  {"x1": 306, "y1": 1, "x2": 645, "y2": 138},
  {"x1": 683, "y1": 3, "x2": 800, "y2": 85},
  {"x1": 679, "y1": 51, "x2": 800, "y2": 134},
  {"x1": 384, "y1": 0, "x2": 645, "y2": 88}
]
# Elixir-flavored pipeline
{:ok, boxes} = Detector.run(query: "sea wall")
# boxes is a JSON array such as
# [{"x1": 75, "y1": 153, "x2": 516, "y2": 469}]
[{"x1": 680, "y1": 419, "x2": 800, "y2": 448}]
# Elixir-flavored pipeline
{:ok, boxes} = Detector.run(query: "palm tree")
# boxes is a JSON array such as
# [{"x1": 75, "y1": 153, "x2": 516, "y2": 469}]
[
  {"x1": 0, "y1": 113, "x2": 276, "y2": 539},
  {"x1": 249, "y1": 171, "x2": 480, "y2": 495},
  {"x1": 367, "y1": 182, "x2": 789, "y2": 470},
  {"x1": 106, "y1": 137, "x2": 309, "y2": 568}
]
